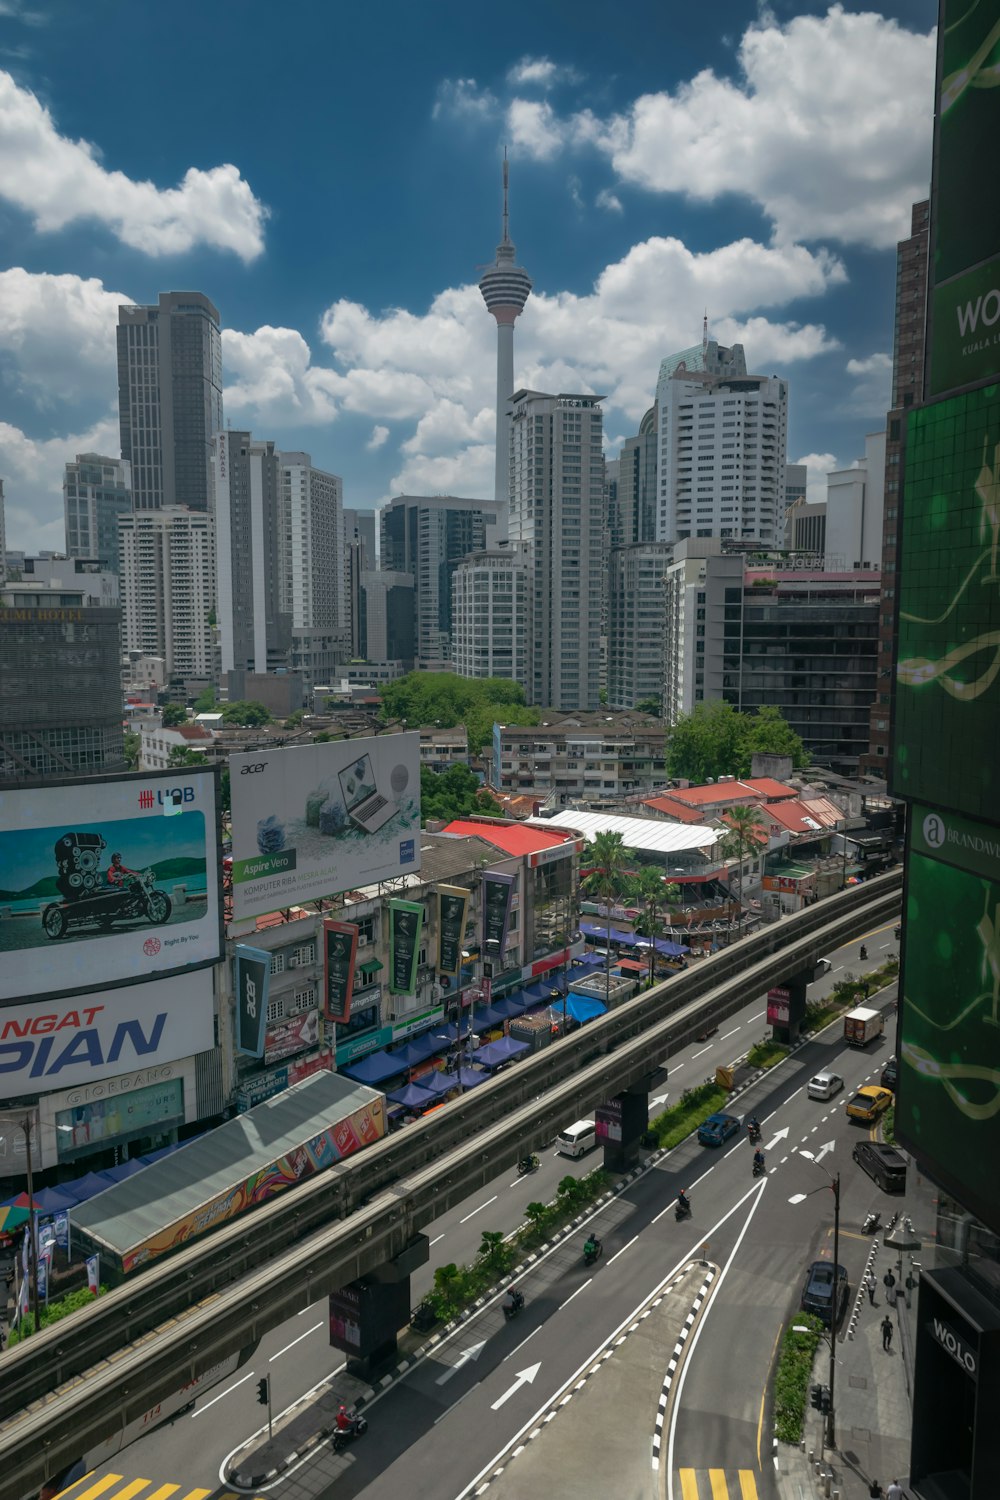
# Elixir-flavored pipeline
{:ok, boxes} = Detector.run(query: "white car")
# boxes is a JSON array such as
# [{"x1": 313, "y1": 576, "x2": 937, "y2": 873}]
[{"x1": 807, "y1": 1069, "x2": 844, "y2": 1100}]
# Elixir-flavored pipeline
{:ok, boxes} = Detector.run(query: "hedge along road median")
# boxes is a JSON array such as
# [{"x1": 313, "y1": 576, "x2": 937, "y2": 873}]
[{"x1": 773, "y1": 1314, "x2": 824, "y2": 1443}]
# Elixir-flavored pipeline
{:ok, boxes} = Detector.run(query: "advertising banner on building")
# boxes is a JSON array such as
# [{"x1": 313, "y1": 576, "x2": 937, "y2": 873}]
[
  {"x1": 234, "y1": 944, "x2": 270, "y2": 1058},
  {"x1": 264, "y1": 1008, "x2": 320, "y2": 1064},
  {"x1": 389, "y1": 900, "x2": 423, "y2": 995},
  {"x1": 229, "y1": 733, "x2": 421, "y2": 920},
  {"x1": 234, "y1": 1047, "x2": 332, "y2": 1113},
  {"x1": 897, "y1": 804, "x2": 1000, "y2": 1235},
  {"x1": 437, "y1": 885, "x2": 469, "y2": 976},
  {"x1": 892, "y1": 388, "x2": 1000, "y2": 820},
  {"x1": 482, "y1": 871, "x2": 515, "y2": 955},
  {"x1": 322, "y1": 921, "x2": 358, "y2": 1024},
  {"x1": 928, "y1": 0, "x2": 1000, "y2": 396},
  {"x1": 766, "y1": 987, "x2": 790, "y2": 1026},
  {"x1": 54, "y1": 1077, "x2": 184, "y2": 1161},
  {"x1": 0, "y1": 970, "x2": 214, "y2": 1093},
  {"x1": 0, "y1": 767, "x2": 221, "y2": 1004}
]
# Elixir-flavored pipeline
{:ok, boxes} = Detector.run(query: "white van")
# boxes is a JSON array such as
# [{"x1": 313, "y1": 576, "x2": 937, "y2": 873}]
[{"x1": 556, "y1": 1119, "x2": 597, "y2": 1158}]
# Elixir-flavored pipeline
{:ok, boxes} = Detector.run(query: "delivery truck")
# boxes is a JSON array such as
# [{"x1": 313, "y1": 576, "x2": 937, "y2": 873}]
[{"x1": 843, "y1": 1006, "x2": 884, "y2": 1046}]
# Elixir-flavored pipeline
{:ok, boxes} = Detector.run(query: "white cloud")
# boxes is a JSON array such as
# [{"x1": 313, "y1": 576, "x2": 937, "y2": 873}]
[
  {"x1": 0, "y1": 412, "x2": 120, "y2": 553},
  {"x1": 795, "y1": 450, "x2": 841, "y2": 506},
  {"x1": 843, "y1": 350, "x2": 893, "y2": 417},
  {"x1": 0, "y1": 268, "x2": 128, "y2": 402},
  {"x1": 432, "y1": 78, "x2": 498, "y2": 121},
  {"x1": 506, "y1": 7, "x2": 935, "y2": 249},
  {"x1": 366, "y1": 424, "x2": 390, "y2": 451},
  {"x1": 506, "y1": 56, "x2": 582, "y2": 89},
  {"x1": 222, "y1": 326, "x2": 339, "y2": 425},
  {"x1": 0, "y1": 70, "x2": 267, "y2": 259},
  {"x1": 596, "y1": 188, "x2": 623, "y2": 214}
]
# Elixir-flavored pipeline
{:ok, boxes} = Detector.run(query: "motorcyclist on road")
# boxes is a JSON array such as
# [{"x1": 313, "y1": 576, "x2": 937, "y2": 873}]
[
  {"x1": 747, "y1": 1116, "x2": 760, "y2": 1140},
  {"x1": 106, "y1": 852, "x2": 139, "y2": 887},
  {"x1": 584, "y1": 1233, "x2": 601, "y2": 1258},
  {"x1": 753, "y1": 1149, "x2": 766, "y2": 1173},
  {"x1": 519, "y1": 1154, "x2": 538, "y2": 1173},
  {"x1": 336, "y1": 1403, "x2": 355, "y2": 1433},
  {"x1": 503, "y1": 1288, "x2": 523, "y2": 1314},
  {"x1": 860, "y1": 943, "x2": 868, "y2": 960},
  {"x1": 676, "y1": 1189, "x2": 690, "y2": 1215}
]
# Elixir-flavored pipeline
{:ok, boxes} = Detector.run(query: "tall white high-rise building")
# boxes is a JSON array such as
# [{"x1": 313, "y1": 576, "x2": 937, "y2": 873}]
[
  {"x1": 452, "y1": 542, "x2": 531, "y2": 687},
  {"x1": 63, "y1": 454, "x2": 133, "y2": 574},
  {"x1": 608, "y1": 542, "x2": 674, "y2": 710},
  {"x1": 117, "y1": 292, "x2": 223, "y2": 512},
  {"x1": 509, "y1": 390, "x2": 604, "y2": 711},
  {"x1": 655, "y1": 333, "x2": 788, "y2": 547},
  {"x1": 119, "y1": 508, "x2": 217, "y2": 680},
  {"x1": 278, "y1": 454, "x2": 345, "y2": 695},
  {"x1": 380, "y1": 494, "x2": 506, "y2": 669},
  {"x1": 212, "y1": 432, "x2": 289, "y2": 679},
  {"x1": 479, "y1": 156, "x2": 532, "y2": 504}
]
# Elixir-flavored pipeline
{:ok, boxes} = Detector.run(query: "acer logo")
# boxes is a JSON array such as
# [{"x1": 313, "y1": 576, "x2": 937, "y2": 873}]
[{"x1": 240, "y1": 763, "x2": 268, "y2": 774}]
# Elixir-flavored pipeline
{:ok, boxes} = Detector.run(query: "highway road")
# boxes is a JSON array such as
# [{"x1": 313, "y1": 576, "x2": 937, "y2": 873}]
[{"x1": 47, "y1": 920, "x2": 899, "y2": 1500}]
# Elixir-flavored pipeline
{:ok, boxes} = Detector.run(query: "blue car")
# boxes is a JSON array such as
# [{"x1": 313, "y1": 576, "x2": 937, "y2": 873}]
[{"x1": 698, "y1": 1112, "x2": 741, "y2": 1147}]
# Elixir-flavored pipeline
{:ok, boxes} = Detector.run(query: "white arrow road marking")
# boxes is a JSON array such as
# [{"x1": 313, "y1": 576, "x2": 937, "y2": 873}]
[
  {"x1": 435, "y1": 1340, "x2": 487, "y2": 1386},
  {"x1": 765, "y1": 1126, "x2": 790, "y2": 1151},
  {"x1": 491, "y1": 1362, "x2": 541, "y2": 1411},
  {"x1": 814, "y1": 1139, "x2": 836, "y2": 1164},
  {"x1": 650, "y1": 1093, "x2": 670, "y2": 1108}
]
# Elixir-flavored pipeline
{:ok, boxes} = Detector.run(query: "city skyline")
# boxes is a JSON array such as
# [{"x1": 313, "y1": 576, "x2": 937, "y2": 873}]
[{"x1": 0, "y1": 1, "x2": 936, "y2": 552}]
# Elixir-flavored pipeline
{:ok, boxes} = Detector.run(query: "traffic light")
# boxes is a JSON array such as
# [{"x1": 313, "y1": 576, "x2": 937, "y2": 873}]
[
  {"x1": 820, "y1": 1388, "x2": 832, "y2": 1415},
  {"x1": 257, "y1": 1376, "x2": 269, "y2": 1406},
  {"x1": 810, "y1": 1384, "x2": 824, "y2": 1411}
]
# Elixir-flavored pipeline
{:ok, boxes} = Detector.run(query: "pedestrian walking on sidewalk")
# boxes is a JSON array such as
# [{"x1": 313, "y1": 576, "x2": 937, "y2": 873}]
[
  {"x1": 866, "y1": 1270, "x2": 877, "y2": 1305},
  {"x1": 868, "y1": 1482, "x2": 884, "y2": 1499},
  {"x1": 883, "y1": 1268, "x2": 896, "y2": 1295},
  {"x1": 886, "y1": 1482, "x2": 907, "y2": 1500},
  {"x1": 881, "y1": 1314, "x2": 894, "y2": 1351}
]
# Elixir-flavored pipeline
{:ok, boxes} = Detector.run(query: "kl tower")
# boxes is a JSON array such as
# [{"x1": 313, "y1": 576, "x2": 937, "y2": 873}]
[{"x1": 479, "y1": 152, "x2": 532, "y2": 504}]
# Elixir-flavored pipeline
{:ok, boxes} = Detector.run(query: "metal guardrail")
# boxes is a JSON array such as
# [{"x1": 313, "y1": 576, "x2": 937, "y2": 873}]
[{"x1": 0, "y1": 875, "x2": 900, "y2": 1494}]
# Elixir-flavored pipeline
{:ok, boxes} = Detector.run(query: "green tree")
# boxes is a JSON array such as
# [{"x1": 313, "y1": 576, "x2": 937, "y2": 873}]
[
  {"x1": 419, "y1": 763, "x2": 503, "y2": 824},
  {"x1": 666, "y1": 702, "x2": 807, "y2": 782},
  {"x1": 161, "y1": 703, "x2": 186, "y2": 728},
  {"x1": 636, "y1": 695, "x2": 662, "y2": 718},
  {"x1": 167, "y1": 746, "x2": 207, "y2": 768},
  {"x1": 193, "y1": 687, "x2": 217, "y2": 713},
  {"x1": 284, "y1": 710, "x2": 306, "y2": 729},
  {"x1": 582, "y1": 830, "x2": 633, "y2": 993},
  {"x1": 220, "y1": 700, "x2": 272, "y2": 727},
  {"x1": 627, "y1": 868, "x2": 681, "y2": 989},
  {"x1": 378, "y1": 671, "x2": 540, "y2": 754},
  {"x1": 123, "y1": 731, "x2": 140, "y2": 770},
  {"x1": 742, "y1": 704, "x2": 810, "y2": 769},
  {"x1": 716, "y1": 804, "x2": 765, "y2": 936}
]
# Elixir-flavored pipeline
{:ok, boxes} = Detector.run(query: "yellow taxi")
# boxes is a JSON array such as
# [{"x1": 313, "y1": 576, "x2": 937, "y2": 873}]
[{"x1": 845, "y1": 1085, "x2": 893, "y2": 1123}]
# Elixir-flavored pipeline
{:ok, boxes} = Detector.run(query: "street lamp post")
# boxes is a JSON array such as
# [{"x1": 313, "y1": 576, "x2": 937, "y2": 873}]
[
  {"x1": 20, "y1": 1114, "x2": 41, "y2": 1335},
  {"x1": 799, "y1": 1152, "x2": 841, "y2": 1451}
]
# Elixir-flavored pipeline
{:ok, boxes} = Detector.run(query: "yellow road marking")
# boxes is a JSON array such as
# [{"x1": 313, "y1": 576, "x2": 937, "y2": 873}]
[
  {"x1": 143, "y1": 1487, "x2": 182, "y2": 1500},
  {"x1": 679, "y1": 1470, "x2": 700, "y2": 1500},
  {"x1": 709, "y1": 1470, "x2": 729, "y2": 1500},
  {"x1": 60, "y1": 1478, "x2": 123, "y2": 1500},
  {"x1": 740, "y1": 1471, "x2": 760, "y2": 1500}
]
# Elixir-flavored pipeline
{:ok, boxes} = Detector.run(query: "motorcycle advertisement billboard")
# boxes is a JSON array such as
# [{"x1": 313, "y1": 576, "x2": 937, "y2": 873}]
[
  {"x1": 0, "y1": 767, "x2": 222, "y2": 1004},
  {"x1": 234, "y1": 945, "x2": 270, "y2": 1058},
  {"x1": 229, "y1": 733, "x2": 421, "y2": 920},
  {"x1": 0, "y1": 969, "x2": 215, "y2": 1093}
]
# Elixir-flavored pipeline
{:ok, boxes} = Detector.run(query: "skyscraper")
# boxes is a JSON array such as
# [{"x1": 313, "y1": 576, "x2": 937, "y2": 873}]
[
  {"x1": 213, "y1": 431, "x2": 290, "y2": 680},
  {"x1": 63, "y1": 453, "x2": 132, "y2": 573},
  {"x1": 278, "y1": 453, "x2": 346, "y2": 694},
  {"x1": 655, "y1": 332, "x2": 787, "y2": 547},
  {"x1": 452, "y1": 541, "x2": 532, "y2": 687},
  {"x1": 479, "y1": 156, "x2": 532, "y2": 505},
  {"x1": 117, "y1": 292, "x2": 223, "y2": 511},
  {"x1": 380, "y1": 494, "x2": 506, "y2": 668},
  {"x1": 508, "y1": 389, "x2": 604, "y2": 711},
  {"x1": 119, "y1": 507, "x2": 217, "y2": 680}
]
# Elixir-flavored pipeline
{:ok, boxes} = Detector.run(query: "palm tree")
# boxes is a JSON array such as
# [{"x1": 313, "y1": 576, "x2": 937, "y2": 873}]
[
  {"x1": 581, "y1": 831, "x2": 633, "y2": 995},
  {"x1": 716, "y1": 805, "x2": 764, "y2": 939},
  {"x1": 628, "y1": 868, "x2": 681, "y2": 988}
]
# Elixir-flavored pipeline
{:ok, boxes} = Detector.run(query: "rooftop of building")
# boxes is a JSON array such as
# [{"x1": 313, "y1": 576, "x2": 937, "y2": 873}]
[
  {"x1": 761, "y1": 796, "x2": 844, "y2": 835},
  {"x1": 497, "y1": 710, "x2": 664, "y2": 736},
  {"x1": 528, "y1": 809, "x2": 719, "y2": 857},
  {"x1": 441, "y1": 817, "x2": 573, "y2": 858}
]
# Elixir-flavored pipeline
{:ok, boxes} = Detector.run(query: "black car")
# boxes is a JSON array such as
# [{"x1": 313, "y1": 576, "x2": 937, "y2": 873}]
[
  {"x1": 801, "y1": 1261, "x2": 849, "y2": 1326},
  {"x1": 853, "y1": 1140, "x2": 907, "y2": 1194},
  {"x1": 881, "y1": 1057, "x2": 898, "y2": 1091}
]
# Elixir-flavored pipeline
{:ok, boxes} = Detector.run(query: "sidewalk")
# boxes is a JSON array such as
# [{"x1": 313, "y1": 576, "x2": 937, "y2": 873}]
[{"x1": 777, "y1": 1264, "x2": 912, "y2": 1500}]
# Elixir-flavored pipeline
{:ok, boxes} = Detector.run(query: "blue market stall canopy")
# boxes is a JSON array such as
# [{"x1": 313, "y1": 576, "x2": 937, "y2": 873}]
[
  {"x1": 633, "y1": 936, "x2": 690, "y2": 956},
  {"x1": 416, "y1": 1069, "x2": 459, "y2": 1097},
  {"x1": 386, "y1": 1081, "x2": 438, "y2": 1110},
  {"x1": 341, "y1": 1049, "x2": 408, "y2": 1085},
  {"x1": 565, "y1": 993, "x2": 608, "y2": 1024},
  {"x1": 580, "y1": 921, "x2": 636, "y2": 944},
  {"x1": 473, "y1": 1035, "x2": 532, "y2": 1068},
  {"x1": 437, "y1": 1066, "x2": 489, "y2": 1091},
  {"x1": 572, "y1": 951, "x2": 606, "y2": 968}
]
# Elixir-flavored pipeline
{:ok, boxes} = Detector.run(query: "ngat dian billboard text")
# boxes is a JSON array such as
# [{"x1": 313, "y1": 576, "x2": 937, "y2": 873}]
[
  {"x1": 0, "y1": 768, "x2": 222, "y2": 1004},
  {"x1": 229, "y1": 733, "x2": 421, "y2": 920}
]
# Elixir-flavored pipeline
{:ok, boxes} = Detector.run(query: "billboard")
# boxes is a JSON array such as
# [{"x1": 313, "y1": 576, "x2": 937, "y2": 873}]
[
  {"x1": 482, "y1": 871, "x2": 515, "y2": 954},
  {"x1": 892, "y1": 386, "x2": 1000, "y2": 820},
  {"x1": 0, "y1": 767, "x2": 221, "y2": 1004},
  {"x1": 0, "y1": 970, "x2": 215, "y2": 1093},
  {"x1": 389, "y1": 899, "x2": 423, "y2": 995},
  {"x1": 229, "y1": 733, "x2": 421, "y2": 920},
  {"x1": 928, "y1": 0, "x2": 1000, "y2": 396},
  {"x1": 322, "y1": 920, "x2": 358, "y2": 1023},
  {"x1": 234, "y1": 945, "x2": 270, "y2": 1057},
  {"x1": 437, "y1": 885, "x2": 469, "y2": 976},
  {"x1": 897, "y1": 804, "x2": 1000, "y2": 1235}
]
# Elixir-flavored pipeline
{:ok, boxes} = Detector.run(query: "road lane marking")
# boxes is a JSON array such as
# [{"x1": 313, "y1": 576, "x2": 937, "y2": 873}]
[
  {"x1": 460, "y1": 1194, "x2": 498, "y2": 1224},
  {"x1": 505, "y1": 1326, "x2": 539, "y2": 1360},
  {"x1": 65, "y1": 1482, "x2": 128, "y2": 1500},
  {"x1": 559, "y1": 1277, "x2": 592, "y2": 1310},
  {"x1": 607, "y1": 1235, "x2": 637, "y2": 1265},
  {"x1": 434, "y1": 1381, "x2": 480, "y2": 1425},
  {"x1": 430, "y1": 1233, "x2": 445, "y2": 1246},
  {"x1": 191, "y1": 1367, "x2": 257, "y2": 1416},
  {"x1": 710, "y1": 1472, "x2": 729, "y2": 1500},
  {"x1": 491, "y1": 1362, "x2": 541, "y2": 1409},
  {"x1": 692, "y1": 1045, "x2": 714, "y2": 1058},
  {"x1": 741, "y1": 1471, "x2": 760, "y2": 1499},
  {"x1": 270, "y1": 1319, "x2": 324, "y2": 1360},
  {"x1": 679, "y1": 1472, "x2": 699, "y2": 1500},
  {"x1": 721, "y1": 1027, "x2": 740, "y2": 1040}
]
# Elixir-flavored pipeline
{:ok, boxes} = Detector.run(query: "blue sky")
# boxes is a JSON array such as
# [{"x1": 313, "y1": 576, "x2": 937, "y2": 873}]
[{"x1": 0, "y1": 0, "x2": 938, "y2": 551}]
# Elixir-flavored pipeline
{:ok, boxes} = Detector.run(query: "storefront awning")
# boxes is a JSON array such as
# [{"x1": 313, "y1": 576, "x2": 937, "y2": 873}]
[
  {"x1": 357, "y1": 958, "x2": 383, "y2": 974},
  {"x1": 566, "y1": 994, "x2": 608, "y2": 1024}
]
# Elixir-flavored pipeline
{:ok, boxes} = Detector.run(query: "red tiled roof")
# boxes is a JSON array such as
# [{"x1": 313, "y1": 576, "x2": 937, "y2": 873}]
[
  {"x1": 442, "y1": 818, "x2": 571, "y2": 856},
  {"x1": 660, "y1": 783, "x2": 761, "y2": 806},
  {"x1": 761, "y1": 797, "x2": 840, "y2": 835},
  {"x1": 176, "y1": 724, "x2": 214, "y2": 741},
  {"x1": 642, "y1": 796, "x2": 706, "y2": 824},
  {"x1": 740, "y1": 777, "x2": 797, "y2": 801}
]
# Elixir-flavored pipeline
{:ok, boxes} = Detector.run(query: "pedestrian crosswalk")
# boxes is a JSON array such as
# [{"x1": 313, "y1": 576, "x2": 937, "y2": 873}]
[
  {"x1": 54, "y1": 1475, "x2": 266, "y2": 1500},
  {"x1": 677, "y1": 1469, "x2": 761, "y2": 1500}
]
